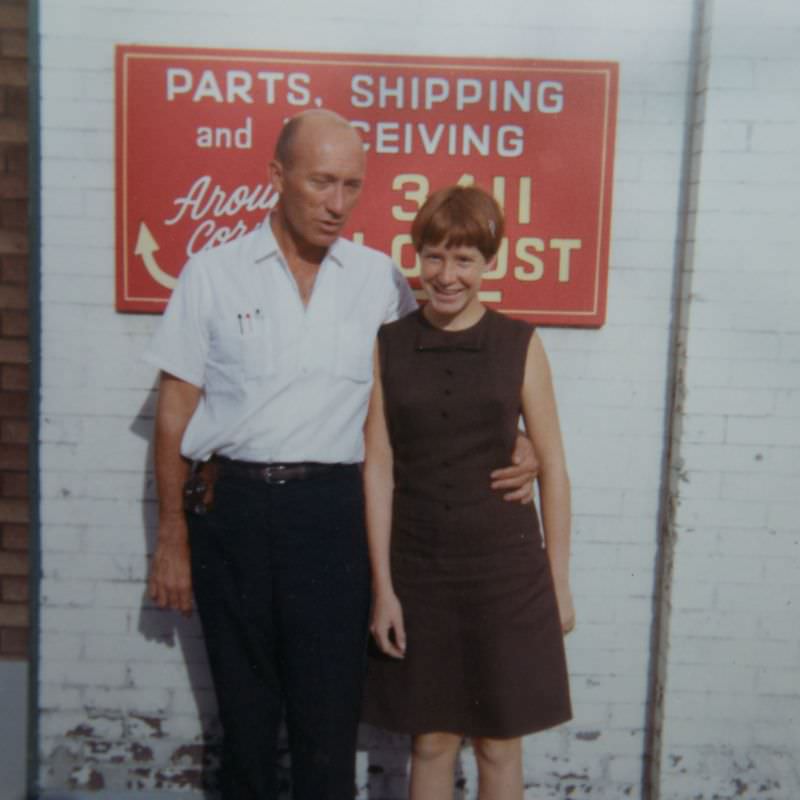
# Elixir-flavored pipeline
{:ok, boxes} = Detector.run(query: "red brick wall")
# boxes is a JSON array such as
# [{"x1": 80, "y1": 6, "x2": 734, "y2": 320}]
[{"x1": 0, "y1": 0, "x2": 29, "y2": 660}]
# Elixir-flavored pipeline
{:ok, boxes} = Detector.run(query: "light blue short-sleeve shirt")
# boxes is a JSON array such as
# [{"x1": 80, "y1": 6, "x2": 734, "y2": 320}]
[{"x1": 143, "y1": 221, "x2": 417, "y2": 463}]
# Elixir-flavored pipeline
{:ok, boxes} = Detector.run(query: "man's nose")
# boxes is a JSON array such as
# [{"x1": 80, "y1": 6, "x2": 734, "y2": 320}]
[{"x1": 327, "y1": 184, "x2": 345, "y2": 216}]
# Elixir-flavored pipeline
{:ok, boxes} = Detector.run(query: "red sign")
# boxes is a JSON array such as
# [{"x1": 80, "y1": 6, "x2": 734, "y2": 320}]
[{"x1": 116, "y1": 45, "x2": 617, "y2": 325}]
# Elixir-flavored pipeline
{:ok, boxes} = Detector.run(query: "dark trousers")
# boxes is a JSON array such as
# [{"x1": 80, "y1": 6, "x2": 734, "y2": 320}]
[{"x1": 188, "y1": 465, "x2": 371, "y2": 800}]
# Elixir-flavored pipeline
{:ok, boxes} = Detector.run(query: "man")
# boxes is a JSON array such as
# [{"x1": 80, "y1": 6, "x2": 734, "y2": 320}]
[{"x1": 145, "y1": 109, "x2": 535, "y2": 800}]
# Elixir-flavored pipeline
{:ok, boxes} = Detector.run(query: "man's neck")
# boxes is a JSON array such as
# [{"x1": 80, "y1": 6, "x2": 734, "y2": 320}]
[
  {"x1": 269, "y1": 209, "x2": 329, "y2": 271},
  {"x1": 269, "y1": 210, "x2": 328, "y2": 307}
]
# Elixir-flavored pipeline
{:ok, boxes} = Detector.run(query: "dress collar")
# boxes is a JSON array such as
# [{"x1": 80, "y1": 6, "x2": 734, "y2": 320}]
[{"x1": 414, "y1": 308, "x2": 490, "y2": 352}]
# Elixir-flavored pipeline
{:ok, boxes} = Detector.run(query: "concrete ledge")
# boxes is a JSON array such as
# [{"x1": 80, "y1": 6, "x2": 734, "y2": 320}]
[
  {"x1": 0, "y1": 660, "x2": 28, "y2": 800},
  {"x1": 38, "y1": 794, "x2": 209, "y2": 799}
]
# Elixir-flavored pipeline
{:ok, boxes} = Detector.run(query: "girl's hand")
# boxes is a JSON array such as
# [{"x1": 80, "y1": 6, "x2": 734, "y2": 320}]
[
  {"x1": 554, "y1": 581, "x2": 576, "y2": 635},
  {"x1": 370, "y1": 590, "x2": 407, "y2": 658}
]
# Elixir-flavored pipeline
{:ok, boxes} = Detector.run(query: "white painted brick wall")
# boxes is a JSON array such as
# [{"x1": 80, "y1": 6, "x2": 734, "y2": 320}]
[
  {"x1": 660, "y1": 1, "x2": 800, "y2": 798},
  {"x1": 36, "y1": 0, "x2": 701, "y2": 796}
]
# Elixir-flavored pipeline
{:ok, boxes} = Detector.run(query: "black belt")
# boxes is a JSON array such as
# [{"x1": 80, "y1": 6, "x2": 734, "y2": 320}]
[{"x1": 212, "y1": 456, "x2": 350, "y2": 485}]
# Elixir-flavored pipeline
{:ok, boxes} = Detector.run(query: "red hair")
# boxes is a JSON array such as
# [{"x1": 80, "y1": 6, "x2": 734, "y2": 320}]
[{"x1": 411, "y1": 185, "x2": 505, "y2": 260}]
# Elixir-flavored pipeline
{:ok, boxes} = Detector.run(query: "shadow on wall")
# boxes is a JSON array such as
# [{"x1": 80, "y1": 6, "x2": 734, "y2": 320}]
[
  {"x1": 357, "y1": 727, "x2": 470, "y2": 800},
  {"x1": 127, "y1": 380, "x2": 431, "y2": 798},
  {"x1": 38, "y1": 380, "x2": 474, "y2": 797},
  {"x1": 129, "y1": 383, "x2": 223, "y2": 795}
]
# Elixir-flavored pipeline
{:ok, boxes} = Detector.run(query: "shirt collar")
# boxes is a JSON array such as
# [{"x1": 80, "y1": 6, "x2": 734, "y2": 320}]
[
  {"x1": 326, "y1": 238, "x2": 347, "y2": 267},
  {"x1": 414, "y1": 309, "x2": 489, "y2": 352},
  {"x1": 253, "y1": 215, "x2": 346, "y2": 268}
]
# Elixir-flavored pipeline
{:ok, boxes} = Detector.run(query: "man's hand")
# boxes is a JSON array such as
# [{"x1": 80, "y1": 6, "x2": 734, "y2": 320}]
[
  {"x1": 150, "y1": 372, "x2": 202, "y2": 617},
  {"x1": 148, "y1": 514, "x2": 193, "y2": 616},
  {"x1": 490, "y1": 433, "x2": 539, "y2": 503}
]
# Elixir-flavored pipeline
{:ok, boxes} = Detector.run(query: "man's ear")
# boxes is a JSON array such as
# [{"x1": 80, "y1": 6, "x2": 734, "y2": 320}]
[{"x1": 269, "y1": 159, "x2": 284, "y2": 193}]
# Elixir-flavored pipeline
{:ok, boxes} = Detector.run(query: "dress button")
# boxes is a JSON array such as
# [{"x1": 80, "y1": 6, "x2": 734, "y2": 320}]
[
  {"x1": 441, "y1": 410, "x2": 449, "y2": 419},
  {"x1": 442, "y1": 460, "x2": 451, "y2": 468},
  {"x1": 444, "y1": 388, "x2": 453, "y2": 396},
  {"x1": 445, "y1": 368, "x2": 454, "y2": 376}
]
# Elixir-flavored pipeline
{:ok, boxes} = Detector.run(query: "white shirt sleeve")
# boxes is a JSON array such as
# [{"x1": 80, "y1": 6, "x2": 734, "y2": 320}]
[
  {"x1": 141, "y1": 256, "x2": 210, "y2": 388},
  {"x1": 384, "y1": 259, "x2": 419, "y2": 323}
]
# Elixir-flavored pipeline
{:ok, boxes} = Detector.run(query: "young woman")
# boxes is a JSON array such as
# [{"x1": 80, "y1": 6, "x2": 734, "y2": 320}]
[{"x1": 362, "y1": 186, "x2": 574, "y2": 800}]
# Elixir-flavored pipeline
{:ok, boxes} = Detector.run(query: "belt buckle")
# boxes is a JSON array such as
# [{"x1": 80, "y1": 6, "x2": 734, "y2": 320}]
[{"x1": 263, "y1": 464, "x2": 289, "y2": 485}]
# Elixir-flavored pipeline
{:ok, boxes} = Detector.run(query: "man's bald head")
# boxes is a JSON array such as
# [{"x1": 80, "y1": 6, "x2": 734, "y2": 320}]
[
  {"x1": 274, "y1": 109, "x2": 362, "y2": 169},
  {"x1": 268, "y1": 109, "x2": 366, "y2": 257}
]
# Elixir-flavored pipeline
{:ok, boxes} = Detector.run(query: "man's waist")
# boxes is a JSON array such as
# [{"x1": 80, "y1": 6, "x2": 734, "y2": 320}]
[{"x1": 212, "y1": 455, "x2": 359, "y2": 485}]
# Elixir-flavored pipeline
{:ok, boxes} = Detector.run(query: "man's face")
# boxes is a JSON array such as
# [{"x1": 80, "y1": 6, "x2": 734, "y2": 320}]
[{"x1": 270, "y1": 121, "x2": 366, "y2": 251}]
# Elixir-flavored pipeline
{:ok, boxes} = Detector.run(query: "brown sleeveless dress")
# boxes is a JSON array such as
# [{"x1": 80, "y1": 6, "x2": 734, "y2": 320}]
[{"x1": 362, "y1": 308, "x2": 572, "y2": 738}]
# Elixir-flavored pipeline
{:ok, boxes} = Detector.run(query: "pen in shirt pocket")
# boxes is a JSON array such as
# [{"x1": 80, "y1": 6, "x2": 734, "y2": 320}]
[
  {"x1": 237, "y1": 313, "x2": 253, "y2": 334},
  {"x1": 237, "y1": 310, "x2": 262, "y2": 335}
]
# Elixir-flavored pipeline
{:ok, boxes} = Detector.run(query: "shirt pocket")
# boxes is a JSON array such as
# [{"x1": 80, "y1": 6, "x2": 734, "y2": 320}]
[
  {"x1": 240, "y1": 331, "x2": 275, "y2": 380},
  {"x1": 207, "y1": 313, "x2": 275, "y2": 388},
  {"x1": 336, "y1": 321, "x2": 373, "y2": 383}
]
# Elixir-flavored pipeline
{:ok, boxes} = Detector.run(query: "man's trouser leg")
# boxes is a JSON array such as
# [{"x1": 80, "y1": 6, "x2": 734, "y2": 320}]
[
  {"x1": 271, "y1": 468, "x2": 371, "y2": 800},
  {"x1": 189, "y1": 474, "x2": 283, "y2": 799},
  {"x1": 189, "y1": 466, "x2": 370, "y2": 800}
]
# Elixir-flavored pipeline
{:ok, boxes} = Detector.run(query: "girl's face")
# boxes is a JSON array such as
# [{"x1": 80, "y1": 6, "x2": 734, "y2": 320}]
[{"x1": 419, "y1": 243, "x2": 494, "y2": 325}]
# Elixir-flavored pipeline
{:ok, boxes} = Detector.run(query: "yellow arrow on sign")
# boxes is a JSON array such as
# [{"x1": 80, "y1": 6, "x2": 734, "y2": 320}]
[{"x1": 135, "y1": 222, "x2": 177, "y2": 290}]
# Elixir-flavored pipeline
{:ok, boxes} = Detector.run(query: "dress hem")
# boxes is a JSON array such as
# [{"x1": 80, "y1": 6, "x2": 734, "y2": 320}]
[{"x1": 361, "y1": 711, "x2": 573, "y2": 740}]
